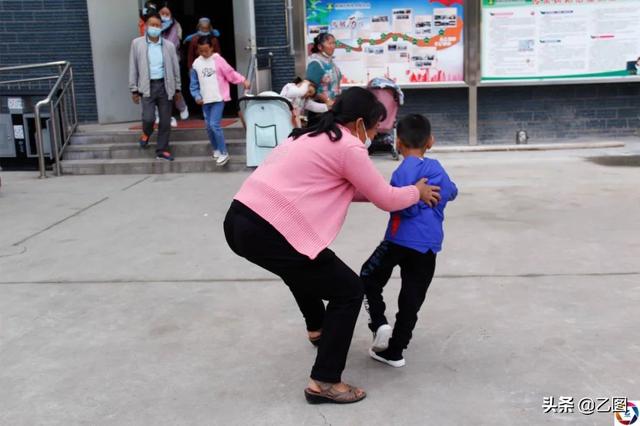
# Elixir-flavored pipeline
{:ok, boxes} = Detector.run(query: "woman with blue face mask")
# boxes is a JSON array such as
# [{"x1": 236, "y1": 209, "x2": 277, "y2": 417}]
[
  {"x1": 157, "y1": 5, "x2": 189, "y2": 123},
  {"x1": 159, "y1": 6, "x2": 182, "y2": 50}
]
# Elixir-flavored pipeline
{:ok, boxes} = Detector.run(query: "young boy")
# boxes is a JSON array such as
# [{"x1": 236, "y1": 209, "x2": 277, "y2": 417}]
[
  {"x1": 361, "y1": 114, "x2": 458, "y2": 367},
  {"x1": 129, "y1": 12, "x2": 181, "y2": 161}
]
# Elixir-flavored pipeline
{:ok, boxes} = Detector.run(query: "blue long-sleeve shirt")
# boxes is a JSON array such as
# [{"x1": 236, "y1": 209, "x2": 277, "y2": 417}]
[{"x1": 384, "y1": 156, "x2": 458, "y2": 253}]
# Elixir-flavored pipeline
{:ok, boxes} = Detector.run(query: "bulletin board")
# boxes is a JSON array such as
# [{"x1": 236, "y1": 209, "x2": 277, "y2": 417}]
[
  {"x1": 481, "y1": 0, "x2": 640, "y2": 83},
  {"x1": 305, "y1": 1, "x2": 465, "y2": 87}
]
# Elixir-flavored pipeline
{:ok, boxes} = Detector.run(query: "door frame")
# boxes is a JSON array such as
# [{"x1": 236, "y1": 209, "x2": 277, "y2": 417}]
[
  {"x1": 233, "y1": 0, "x2": 257, "y2": 96},
  {"x1": 87, "y1": 0, "x2": 141, "y2": 124}
]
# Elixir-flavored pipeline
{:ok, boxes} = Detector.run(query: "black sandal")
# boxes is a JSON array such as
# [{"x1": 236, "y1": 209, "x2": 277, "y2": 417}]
[{"x1": 304, "y1": 382, "x2": 366, "y2": 404}]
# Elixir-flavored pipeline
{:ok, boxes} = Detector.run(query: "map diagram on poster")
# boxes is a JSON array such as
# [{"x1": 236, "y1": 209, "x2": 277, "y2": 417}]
[
  {"x1": 305, "y1": 1, "x2": 465, "y2": 86},
  {"x1": 481, "y1": 0, "x2": 640, "y2": 82}
]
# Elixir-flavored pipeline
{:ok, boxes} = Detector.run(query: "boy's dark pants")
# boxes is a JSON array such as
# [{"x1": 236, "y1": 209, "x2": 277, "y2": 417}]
[
  {"x1": 361, "y1": 241, "x2": 436, "y2": 353},
  {"x1": 141, "y1": 79, "x2": 172, "y2": 154}
]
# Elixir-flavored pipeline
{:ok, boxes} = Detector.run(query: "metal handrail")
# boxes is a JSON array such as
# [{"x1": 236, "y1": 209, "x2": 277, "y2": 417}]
[
  {"x1": 35, "y1": 62, "x2": 78, "y2": 177},
  {"x1": 0, "y1": 60, "x2": 68, "y2": 74},
  {"x1": 0, "y1": 75, "x2": 59, "y2": 86},
  {"x1": 244, "y1": 53, "x2": 257, "y2": 98},
  {"x1": 0, "y1": 61, "x2": 78, "y2": 178},
  {"x1": 36, "y1": 62, "x2": 78, "y2": 177}
]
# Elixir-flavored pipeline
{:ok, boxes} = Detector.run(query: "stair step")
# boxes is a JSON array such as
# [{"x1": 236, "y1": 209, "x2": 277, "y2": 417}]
[
  {"x1": 64, "y1": 140, "x2": 246, "y2": 160},
  {"x1": 71, "y1": 127, "x2": 245, "y2": 144},
  {"x1": 60, "y1": 156, "x2": 249, "y2": 175}
]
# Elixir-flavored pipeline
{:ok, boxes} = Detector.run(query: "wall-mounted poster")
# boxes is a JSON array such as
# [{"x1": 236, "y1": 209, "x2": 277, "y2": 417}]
[
  {"x1": 305, "y1": 1, "x2": 465, "y2": 86},
  {"x1": 481, "y1": 0, "x2": 640, "y2": 83}
]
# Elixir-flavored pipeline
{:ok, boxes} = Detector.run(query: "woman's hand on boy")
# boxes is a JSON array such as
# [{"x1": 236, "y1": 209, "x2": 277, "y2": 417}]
[{"x1": 415, "y1": 178, "x2": 441, "y2": 207}]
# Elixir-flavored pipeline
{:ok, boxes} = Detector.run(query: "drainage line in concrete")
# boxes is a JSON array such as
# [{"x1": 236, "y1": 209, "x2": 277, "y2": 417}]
[
  {"x1": 121, "y1": 176, "x2": 151, "y2": 192},
  {"x1": 11, "y1": 197, "x2": 110, "y2": 247}
]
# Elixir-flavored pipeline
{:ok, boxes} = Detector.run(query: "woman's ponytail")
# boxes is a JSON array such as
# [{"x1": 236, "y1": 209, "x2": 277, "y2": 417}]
[{"x1": 291, "y1": 109, "x2": 342, "y2": 141}]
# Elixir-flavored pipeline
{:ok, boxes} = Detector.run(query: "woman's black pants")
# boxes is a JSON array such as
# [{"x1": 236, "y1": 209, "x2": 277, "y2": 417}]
[{"x1": 224, "y1": 200, "x2": 364, "y2": 383}]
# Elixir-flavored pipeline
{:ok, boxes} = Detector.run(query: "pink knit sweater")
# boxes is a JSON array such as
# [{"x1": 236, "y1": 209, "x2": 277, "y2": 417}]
[{"x1": 234, "y1": 126, "x2": 420, "y2": 259}]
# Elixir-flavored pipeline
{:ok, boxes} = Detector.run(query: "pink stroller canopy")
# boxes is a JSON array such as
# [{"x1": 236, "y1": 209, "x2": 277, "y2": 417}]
[{"x1": 371, "y1": 88, "x2": 399, "y2": 132}]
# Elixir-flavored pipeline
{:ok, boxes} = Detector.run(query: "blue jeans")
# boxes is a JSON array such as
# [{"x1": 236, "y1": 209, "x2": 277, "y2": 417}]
[{"x1": 202, "y1": 102, "x2": 227, "y2": 155}]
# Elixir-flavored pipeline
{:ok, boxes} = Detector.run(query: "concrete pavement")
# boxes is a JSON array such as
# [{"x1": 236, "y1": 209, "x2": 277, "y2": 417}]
[{"x1": 1, "y1": 144, "x2": 639, "y2": 425}]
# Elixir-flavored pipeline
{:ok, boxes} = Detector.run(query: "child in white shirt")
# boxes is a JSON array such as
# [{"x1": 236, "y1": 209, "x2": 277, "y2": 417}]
[
  {"x1": 190, "y1": 36, "x2": 250, "y2": 166},
  {"x1": 280, "y1": 78, "x2": 329, "y2": 127}
]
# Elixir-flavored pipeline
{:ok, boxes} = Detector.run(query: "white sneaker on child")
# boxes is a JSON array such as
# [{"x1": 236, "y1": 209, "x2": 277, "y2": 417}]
[
  {"x1": 371, "y1": 324, "x2": 393, "y2": 352},
  {"x1": 170, "y1": 117, "x2": 178, "y2": 128},
  {"x1": 180, "y1": 106, "x2": 189, "y2": 120},
  {"x1": 216, "y1": 153, "x2": 230, "y2": 166},
  {"x1": 369, "y1": 348, "x2": 406, "y2": 368},
  {"x1": 212, "y1": 150, "x2": 222, "y2": 159}
]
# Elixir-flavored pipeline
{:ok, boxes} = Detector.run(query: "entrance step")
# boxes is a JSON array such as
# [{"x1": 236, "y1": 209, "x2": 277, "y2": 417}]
[
  {"x1": 59, "y1": 156, "x2": 248, "y2": 175},
  {"x1": 62, "y1": 124, "x2": 248, "y2": 175},
  {"x1": 63, "y1": 139, "x2": 245, "y2": 160},
  {"x1": 70, "y1": 127, "x2": 245, "y2": 144}
]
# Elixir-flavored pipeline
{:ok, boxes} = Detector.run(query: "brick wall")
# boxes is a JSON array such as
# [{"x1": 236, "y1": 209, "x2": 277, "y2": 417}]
[
  {"x1": 254, "y1": 0, "x2": 296, "y2": 92},
  {"x1": 403, "y1": 84, "x2": 640, "y2": 145},
  {"x1": 476, "y1": 84, "x2": 640, "y2": 144},
  {"x1": 0, "y1": 0, "x2": 97, "y2": 122},
  {"x1": 402, "y1": 88, "x2": 469, "y2": 145}
]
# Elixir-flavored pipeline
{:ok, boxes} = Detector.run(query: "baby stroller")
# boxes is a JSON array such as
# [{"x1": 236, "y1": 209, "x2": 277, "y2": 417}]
[
  {"x1": 367, "y1": 78, "x2": 404, "y2": 161},
  {"x1": 239, "y1": 91, "x2": 294, "y2": 167}
]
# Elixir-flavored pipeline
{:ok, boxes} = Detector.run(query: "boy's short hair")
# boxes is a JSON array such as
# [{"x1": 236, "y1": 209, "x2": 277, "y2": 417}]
[{"x1": 397, "y1": 114, "x2": 431, "y2": 149}]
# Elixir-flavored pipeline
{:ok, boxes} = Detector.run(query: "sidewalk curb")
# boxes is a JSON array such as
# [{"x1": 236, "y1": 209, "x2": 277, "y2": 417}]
[{"x1": 430, "y1": 141, "x2": 626, "y2": 153}]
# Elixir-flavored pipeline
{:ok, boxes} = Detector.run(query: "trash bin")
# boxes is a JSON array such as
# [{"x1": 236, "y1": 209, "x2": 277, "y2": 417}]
[{"x1": 239, "y1": 92, "x2": 293, "y2": 167}]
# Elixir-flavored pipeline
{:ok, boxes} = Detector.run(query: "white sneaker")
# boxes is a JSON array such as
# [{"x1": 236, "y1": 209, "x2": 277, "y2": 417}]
[
  {"x1": 216, "y1": 153, "x2": 230, "y2": 166},
  {"x1": 212, "y1": 150, "x2": 222, "y2": 159},
  {"x1": 369, "y1": 348, "x2": 405, "y2": 368},
  {"x1": 371, "y1": 324, "x2": 393, "y2": 351},
  {"x1": 170, "y1": 117, "x2": 178, "y2": 128},
  {"x1": 180, "y1": 106, "x2": 189, "y2": 120}
]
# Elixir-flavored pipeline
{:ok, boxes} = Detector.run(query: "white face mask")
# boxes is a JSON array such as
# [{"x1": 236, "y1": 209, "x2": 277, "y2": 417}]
[{"x1": 360, "y1": 121, "x2": 372, "y2": 149}]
